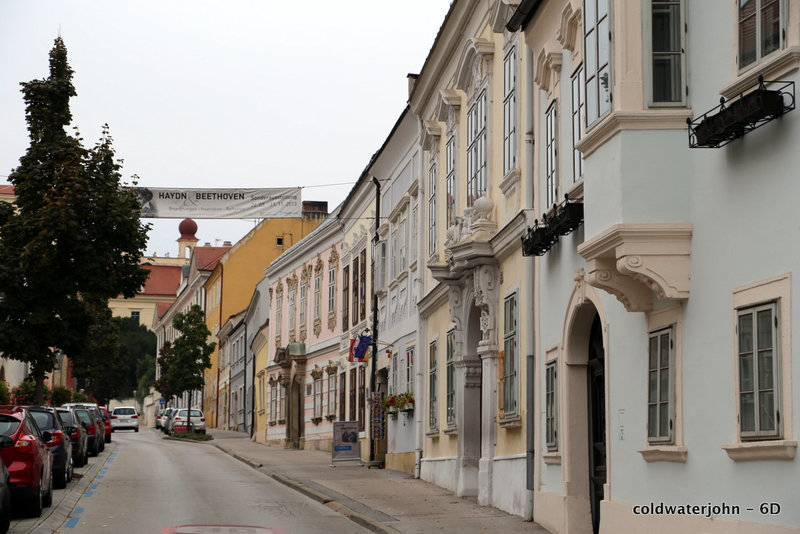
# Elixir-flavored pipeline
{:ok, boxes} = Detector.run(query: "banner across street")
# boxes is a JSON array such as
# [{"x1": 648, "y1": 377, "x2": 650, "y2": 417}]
[{"x1": 134, "y1": 187, "x2": 302, "y2": 219}]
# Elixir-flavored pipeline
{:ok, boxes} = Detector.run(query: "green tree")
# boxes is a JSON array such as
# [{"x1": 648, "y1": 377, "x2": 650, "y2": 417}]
[
  {"x1": 71, "y1": 302, "x2": 127, "y2": 407},
  {"x1": 118, "y1": 316, "x2": 156, "y2": 398},
  {"x1": 135, "y1": 352, "x2": 156, "y2": 406},
  {"x1": 0, "y1": 381, "x2": 11, "y2": 405},
  {"x1": 50, "y1": 386, "x2": 73, "y2": 407},
  {"x1": 168, "y1": 305, "x2": 215, "y2": 430},
  {"x1": 154, "y1": 341, "x2": 174, "y2": 403},
  {"x1": 0, "y1": 38, "x2": 149, "y2": 404}
]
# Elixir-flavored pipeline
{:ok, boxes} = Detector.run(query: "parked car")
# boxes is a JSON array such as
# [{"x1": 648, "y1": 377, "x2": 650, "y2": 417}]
[
  {"x1": 24, "y1": 407, "x2": 72, "y2": 489},
  {"x1": 110, "y1": 406, "x2": 139, "y2": 432},
  {"x1": 0, "y1": 462, "x2": 10, "y2": 533},
  {"x1": 0, "y1": 406, "x2": 53, "y2": 516},
  {"x1": 72, "y1": 408, "x2": 100, "y2": 457},
  {"x1": 161, "y1": 408, "x2": 177, "y2": 435},
  {"x1": 61, "y1": 403, "x2": 105, "y2": 452},
  {"x1": 169, "y1": 409, "x2": 206, "y2": 434},
  {"x1": 155, "y1": 408, "x2": 167, "y2": 430},
  {"x1": 98, "y1": 407, "x2": 112, "y2": 443},
  {"x1": 56, "y1": 408, "x2": 88, "y2": 468}
]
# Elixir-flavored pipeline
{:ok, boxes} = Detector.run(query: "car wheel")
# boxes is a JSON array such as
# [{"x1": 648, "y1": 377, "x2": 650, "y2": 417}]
[
  {"x1": 135, "y1": 427, "x2": 139, "y2": 433},
  {"x1": 42, "y1": 470, "x2": 52, "y2": 508},
  {"x1": 53, "y1": 468, "x2": 66, "y2": 490},
  {"x1": 99, "y1": 439, "x2": 105, "y2": 453},
  {"x1": 67, "y1": 457, "x2": 73, "y2": 483},
  {"x1": 28, "y1": 482, "x2": 42, "y2": 517},
  {"x1": 105, "y1": 433, "x2": 111, "y2": 443},
  {"x1": 74, "y1": 449, "x2": 84, "y2": 468},
  {"x1": 84, "y1": 446, "x2": 90, "y2": 465}
]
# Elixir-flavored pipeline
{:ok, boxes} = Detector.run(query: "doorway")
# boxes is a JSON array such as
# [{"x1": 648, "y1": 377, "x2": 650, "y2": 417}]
[{"x1": 587, "y1": 314, "x2": 606, "y2": 534}]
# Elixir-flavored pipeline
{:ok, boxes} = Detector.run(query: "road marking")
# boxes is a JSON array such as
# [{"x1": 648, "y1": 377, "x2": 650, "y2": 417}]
[
  {"x1": 74, "y1": 508, "x2": 84, "y2": 514},
  {"x1": 85, "y1": 491, "x2": 94, "y2": 497},
  {"x1": 65, "y1": 517, "x2": 80, "y2": 528},
  {"x1": 90, "y1": 484, "x2": 98, "y2": 489}
]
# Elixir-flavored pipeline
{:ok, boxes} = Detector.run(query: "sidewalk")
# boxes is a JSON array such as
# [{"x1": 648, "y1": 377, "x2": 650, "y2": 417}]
[{"x1": 207, "y1": 428, "x2": 551, "y2": 534}]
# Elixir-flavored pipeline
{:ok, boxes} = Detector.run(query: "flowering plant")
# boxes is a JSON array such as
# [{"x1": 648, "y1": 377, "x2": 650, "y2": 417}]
[{"x1": 382, "y1": 391, "x2": 414, "y2": 412}]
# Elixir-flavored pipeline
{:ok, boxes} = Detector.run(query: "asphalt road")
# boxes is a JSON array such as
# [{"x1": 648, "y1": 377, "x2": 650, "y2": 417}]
[{"x1": 11, "y1": 430, "x2": 371, "y2": 534}]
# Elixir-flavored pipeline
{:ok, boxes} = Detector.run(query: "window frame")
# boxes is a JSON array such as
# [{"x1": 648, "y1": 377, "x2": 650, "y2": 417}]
[
  {"x1": 446, "y1": 330, "x2": 456, "y2": 428},
  {"x1": 545, "y1": 361, "x2": 558, "y2": 451},
  {"x1": 736, "y1": 301, "x2": 781, "y2": 440},
  {"x1": 647, "y1": 326, "x2": 675, "y2": 444},
  {"x1": 571, "y1": 66, "x2": 585, "y2": 182},
  {"x1": 503, "y1": 45, "x2": 518, "y2": 177},
  {"x1": 584, "y1": 0, "x2": 612, "y2": 128},
  {"x1": 429, "y1": 340, "x2": 438, "y2": 431},
  {"x1": 327, "y1": 371, "x2": 336, "y2": 417},
  {"x1": 445, "y1": 135, "x2": 457, "y2": 228},
  {"x1": 313, "y1": 375, "x2": 323, "y2": 419},
  {"x1": 545, "y1": 101, "x2": 559, "y2": 209},
  {"x1": 406, "y1": 346, "x2": 415, "y2": 395},
  {"x1": 644, "y1": 0, "x2": 687, "y2": 107},
  {"x1": 737, "y1": 0, "x2": 786, "y2": 73},
  {"x1": 466, "y1": 90, "x2": 488, "y2": 207},
  {"x1": 299, "y1": 283, "x2": 307, "y2": 328},
  {"x1": 503, "y1": 292, "x2": 518, "y2": 416},
  {"x1": 327, "y1": 267, "x2": 336, "y2": 316},
  {"x1": 428, "y1": 156, "x2": 438, "y2": 257},
  {"x1": 313, "y1": 275, "x2": 321, "y2": 322}
]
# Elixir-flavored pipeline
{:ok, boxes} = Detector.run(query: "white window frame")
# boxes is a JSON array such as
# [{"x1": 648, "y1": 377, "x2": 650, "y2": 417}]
[
  {"x1": 571, "y1": 66, "x2": 585, "y2": 182},
  {"x1": 429, "y1": 340, "x2": 438, "y2": 430},
  {"x1": 545, "y1": 361, "x2": 558, "y2": 451},
  {"x1": 503, "y1": 45, "x2": 517, "y2": 176},
  {"x1": 288, "y1": 289, "x2": 296, "y2": 334},
  {"x1": 584, "y1": 0, "x2": 612, "y2": 127},
  {"x1": 399, "y1": 219, "x2": 407, "y2": 272},
  {"x1": 275, "y1": 294, "x2": 282, "y2": 340},
  {"x1": 390, "y1": 351, "x2": 398, "y2": 395},
  {"x1": 269, "y1": 382, "x2": 277, "y2": 422},
  {"x1": 647, "y1": 326, "x2": 675, "y2": 444},
  {"x1": 406, "y1": 346, "x2": 415, "y2": 394},
  {"x1": 445, "y1": 135, "x2": 456, "y2": 227},
  {"x1": 467, "y1": 90, "x2": 487, "y2": 207},
  {"x1": 328, "y1": 267, "x2": 336, "y2": 315},
  {"x1": 327, "y1": 372, "x2": 336, "y2": 416},
  {"x1": 428, "y1": 157, "x2": 437, "y2": 257},
  {"x1": 737, "y1": 302, "x2": 781, "y2": 439},
  {"x1": 314, "y1": 275, "x2": 321, "y2": 322},
  {"x1": 545, "y1": 101, "x2": 559, "y2": 209},
  {"x1": 737, "y1": 0, "x2": 785, "y2": 72},
  {"x1": 299, "y1": 283, "x2": 306, "y2": 328},
  {"x1": 313, "y1": 375, "x2": 323, "y2": 419},
  {"x1": 503, "y1": 292, "x2": 518, "y2": 416},
  {"x1": 391, "y1": 227, "x2": 399, "y2": 281},
  {"x1": 645, "y1": 0, "x2": 687, "y2": 106},
  {"x1": 410, "y1": 202, "x2": 418, "y2": 265},
  {"x1": 446, "y1": 330, "x2": 456, "y2": 427}
]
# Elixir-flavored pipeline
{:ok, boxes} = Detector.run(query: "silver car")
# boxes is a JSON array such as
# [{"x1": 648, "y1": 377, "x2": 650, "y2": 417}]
[
  {"x1": 110, "y1": 406, "x2": 139, "y2": 432},
  {"x1": 169, "y1": 409, "x2": 205, "y2": 434}
]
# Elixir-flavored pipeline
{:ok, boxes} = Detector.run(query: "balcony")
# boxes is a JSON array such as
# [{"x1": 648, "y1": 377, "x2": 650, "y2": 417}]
[
  {"x1": 521, "y1": 195, "x2": 584, "y2": 257},
  {"x1": 688, "y1": 76, "x2": 795, "y2": 148}
]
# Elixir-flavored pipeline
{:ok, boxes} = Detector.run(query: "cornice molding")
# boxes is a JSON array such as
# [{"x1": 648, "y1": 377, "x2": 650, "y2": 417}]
[{"x1": 576, "y1": 109, "x2": 694, "y2": 157}]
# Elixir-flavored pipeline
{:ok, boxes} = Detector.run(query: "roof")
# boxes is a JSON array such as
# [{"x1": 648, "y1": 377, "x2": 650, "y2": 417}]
[
  {"x1": 156, "y1": 301, "x2": 173, "y2": 319},
  {"x1": 139, "y1": 264, "x2": 182, "y2": 296},
  {"x1": 193, "y1": 246, "x2": 231, "y2": 271},
  {"x1": 0, "y1": 184, "x2": 14, "y2": 195}
]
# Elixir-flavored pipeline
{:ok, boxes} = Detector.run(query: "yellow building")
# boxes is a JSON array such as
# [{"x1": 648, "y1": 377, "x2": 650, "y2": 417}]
[{"x1": 203, "y1": 201, "x2": 327, "y2": 428}]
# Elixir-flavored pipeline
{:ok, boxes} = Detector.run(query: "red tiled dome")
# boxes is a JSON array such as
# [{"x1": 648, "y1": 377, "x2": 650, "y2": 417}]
[{"x1": 178, "y1": 218, "x2": 198, "y2": 240}]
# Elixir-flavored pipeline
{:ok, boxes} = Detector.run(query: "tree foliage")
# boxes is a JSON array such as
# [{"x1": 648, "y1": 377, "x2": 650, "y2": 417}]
[
  {"x1": 0, "y1": 38, "x2": 150, "y2": 404},
  {"x1": 168, "y1": 305, "x2": 215, "y2": 398},
  {"x1": 50, "y1": 386, "x2": 73, "y2": 407},
  {"x1": 154, "y1": 341, "x2": 174, "y2": 402},
  {"x1": 118, "y1": 316, "x2": 156, "y2": 398}
]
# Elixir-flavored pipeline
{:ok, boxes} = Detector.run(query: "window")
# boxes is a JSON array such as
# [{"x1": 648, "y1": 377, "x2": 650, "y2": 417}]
[
  {"x1": 288, "y1": 289, "x2": 296, "y2": 334},
  {"x1": 275, "y1": 294, "x2": 282, "y2": 340},
  {"x1": 545, "y1": 362, "x2": 558, "y2": 450},
  {"x1": 352, "y1": 257, "x2": 359, "y2": 326},
  {"x1": 585, "y1": 0, "x2": 611, "y2": 126},
  {"x1": 545, "y1": 102, "x2": 558, "y2": 209},
  {"x1": 314, "y1": 275, "x2": 321, "y2": 321},
  {"x1": 279, "y1": 384, "x2": 287, "y2": 422},
  {"x1": 391, "y1": 227, "x2": 398, "y2": 281},
  {"x1": 328, "y1": 268, "x2": 336, "y2": 315},
  {"x1": 131, "y1": 311, "x2": 140, "y2": 323},
  {"x1": 342, "y1": 265, "x2": 349, "y2": 330},
  {"x1": 445, "y1": 136, "x2": 456, "y2": 227},
  {"x1": 339, "y1": 372, "x2": 346, "y2": 421},
  {"x1": 429, "y1": 341, "x2": 438, "y2": 430},
  {"x1": 446, "y1": 331, "x2": 455, "y2": 427},
  {"x1": 503, "y1": 293, "x2": 518, "y2": 415},
  {"x1": 399, "y1": 220, "x2": 407, "y2": 272},
  {"x1": 428, "y1": 158, "x2": 437, "y2": 256},
  {"x1": 375, "y1": 240, "x2": 386, "y2": 291},
  {"x1": 406, "y1": 347, "x2": 415, "y2": 394},
  {"x1": 739, "y1": 0, "x2": 783, "y2": 70},
  {"x1": 647, "y1": 327, "x2": 674, "y2": 443},
  {"x1": 503, "y1": 46, "x2": 517, "y2": 176},
  {"x1": 571, "y1": 67, "x2": 585, "y2": 182},
  {"x1": 410, "y1": 203, "x2": 418, "y2": 264},
  {"x1": 358, "y1": 366, "x2": 366, "y2": 431},
  {"x1": 299, "y1": 283, "x2": 306, "y2": 328},
  {"x1": 467, "y1": 90, "x2": 487, "y2": 206},
  {"x1": 269, "y1": 383, "x2": 277, "y2": 422},
  {"x1": 327, "y1": 372, "x2": 336, "y2": 416},
  {"x1": 737, "y1": 302, "x2": 780, "y2": 439},
  {"x1": 359, "y1": 250, "x2": 367, "y2": 322},
  {"x1": 313, "y1": 375, "x2": 323, "y2": 419},
  {"x1": 349, "y1": 368, "x2": 356, "y2": 421},
  {"x1": 650, "y1": 0, "x2": 684, "y2": 104},
  {"x1": 390, "y1": 351, "x2": 398, "y2": 395}
]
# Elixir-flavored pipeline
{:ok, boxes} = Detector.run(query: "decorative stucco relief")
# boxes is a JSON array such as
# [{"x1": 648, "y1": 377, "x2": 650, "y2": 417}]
[
  {"x1": 557, "y1": 3, "x2": 582, "y2": 57},
  {"x1": 473, "y1": 264, "x2": 499, "y2": 346},
  {"x1": 534, "y1": 47, "x2": 563, "y2": 96}
]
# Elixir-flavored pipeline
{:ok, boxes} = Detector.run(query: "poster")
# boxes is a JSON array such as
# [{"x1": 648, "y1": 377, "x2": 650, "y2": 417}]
[
  {"x1": 134, "y1": 187, "x2": 301, "y2": 219},
  {"x1": 331, "y1": 421, "x2": 361, "y2": 464}
]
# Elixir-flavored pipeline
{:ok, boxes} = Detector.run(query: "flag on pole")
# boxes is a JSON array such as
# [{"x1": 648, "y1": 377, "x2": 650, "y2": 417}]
[
  {"x1": 348, "y1": 337, "x2": 357, "y2": 363},
  {"x1": 354, "y1": 335, "x2": 372, "y2": 361}
]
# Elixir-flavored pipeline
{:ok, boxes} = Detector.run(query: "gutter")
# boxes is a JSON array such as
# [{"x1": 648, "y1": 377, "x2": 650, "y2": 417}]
[{"x1": 506, "y1": 0, "x2": 543, "y2": 32}]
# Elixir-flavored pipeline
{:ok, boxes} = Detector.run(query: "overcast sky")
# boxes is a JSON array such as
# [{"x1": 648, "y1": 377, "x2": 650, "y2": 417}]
[{"x1": 0, "y1": 0, "x2": 451, "y2": 256}]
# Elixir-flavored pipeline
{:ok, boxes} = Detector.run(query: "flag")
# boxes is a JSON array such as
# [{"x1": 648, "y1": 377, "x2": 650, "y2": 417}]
[
  {"x1": 354, "y1": 335, "x2": 372, "y2": 361},
  {"x1": 348, "y1": 337, "x2": 356, "y2": 363}
]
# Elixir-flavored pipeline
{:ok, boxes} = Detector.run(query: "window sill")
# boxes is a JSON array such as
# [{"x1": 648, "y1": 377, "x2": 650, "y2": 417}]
[
  {"x1": 542, "y1": 451, "x2": 561, "y2": 465},
  {"x1": 499, "y1": 416, "x2": 522, "y2": 429},
  {"x1": 443, "y1": 426, "x2": 458, "y2": 435},
  {"x1": 257, "y1": 409, "x2": 266, "y2": 415},
  {"x1": 722, "y1": 440, "x2": 797, "y2": 461},
  {"x1": 426, "y1": 429, "x2": 440, "y2": 438},
  {"x1": 268, "y1": 421, "x2": 277, "y2": 426},
  {"x1": 311, "y1": 417, "x2": 323, "y2": 425},
  {"x1": 325, "y1": 414, "x2": 336, "y2": 422},
  {"x1": 722, "y1": 46, "x2": 800, "y2": 100},
  {"x1": 637, "y1": 444, "x2": 687, "y2": 463},
  {"x1": 565, "y1": 178, "x2": 584, "y2": 202},
  {"x1": 277, "y1": 419, "x2": 286, "y2": 425}
]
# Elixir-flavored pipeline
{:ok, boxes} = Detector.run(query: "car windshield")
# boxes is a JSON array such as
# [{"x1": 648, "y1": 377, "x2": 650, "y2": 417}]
[
  {"x1": 0, "y1": 415, "x2": 21, "y2": 437},
  {"x1": 177, "y1": 410, "x2": 203, "y2": 418},
  {"x1": 30, "y1": 411, "x2": 55, "y2": 431},
  {"x1": 114, "y1": 408, "x2": 136, "y2": 415}
]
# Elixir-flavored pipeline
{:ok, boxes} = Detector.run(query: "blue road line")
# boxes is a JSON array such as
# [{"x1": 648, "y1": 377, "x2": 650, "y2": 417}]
[
  {"x1": 96, "y1": 475, "x2": 104, "y2": 479},
  {"x1": 65, "y1": 517, "x2": 80, "y2": 528},
  {"x1": 85, "y1": 491, "x2": 94, "y2": 498},
  {"x1": 89, "y1": 484, "x2": 98, "y2": 489},
  {"x1": 74, "y1": 507, "x2": 83, "y2": 514}
]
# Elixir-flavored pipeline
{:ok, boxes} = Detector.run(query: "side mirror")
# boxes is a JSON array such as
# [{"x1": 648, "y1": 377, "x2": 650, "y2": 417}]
[{"x1": 41, "y1": 431, "x2": 52, "y2": 443}]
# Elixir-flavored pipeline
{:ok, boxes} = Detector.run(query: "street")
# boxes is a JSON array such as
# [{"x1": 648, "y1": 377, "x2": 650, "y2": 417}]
[{"x1": 10, "y1": 430, "x2": 370, "y2": 534}]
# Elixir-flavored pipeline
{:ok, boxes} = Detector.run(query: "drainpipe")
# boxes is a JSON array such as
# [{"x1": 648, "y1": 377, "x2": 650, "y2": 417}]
[
  {"x1": 369, "y1": 176, "x2": 382, "y2": 467},
  {"x1": 414, "y1": 128, "x2": 425, "y2": 480},
  {"x1": 524, "y1": 43, "x2": 536, "y2": 521}
]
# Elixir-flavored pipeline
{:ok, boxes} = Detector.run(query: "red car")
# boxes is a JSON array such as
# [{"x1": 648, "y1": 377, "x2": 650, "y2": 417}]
[
  {"x1": 0, "y1": 406, "x2": 53, "y2": 516},
  {"x1": 99, "y1": 406, "x2": 112, "y2": 443}
]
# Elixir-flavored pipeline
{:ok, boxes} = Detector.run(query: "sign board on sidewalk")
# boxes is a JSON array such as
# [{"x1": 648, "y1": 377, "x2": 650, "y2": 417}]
[
  {"x1": 370, "y1": 392, "x2": 385, "y2": 441},
  {"x1": 330, "y1": 421, "x2": 362, "y2": 467},
  {"x1": 134, "y1": 187, "x2": 301, "y2": 219}
]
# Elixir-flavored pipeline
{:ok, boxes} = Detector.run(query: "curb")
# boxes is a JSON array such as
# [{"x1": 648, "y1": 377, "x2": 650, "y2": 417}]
[{"x1": 213, "y1": 443, "x2": 401, "y2": 534}]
